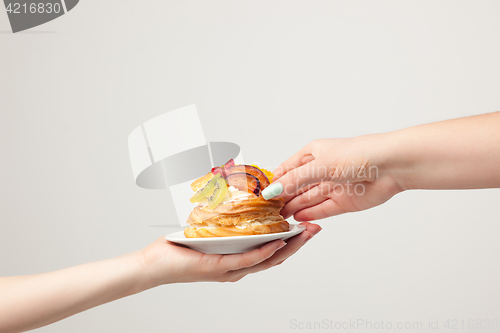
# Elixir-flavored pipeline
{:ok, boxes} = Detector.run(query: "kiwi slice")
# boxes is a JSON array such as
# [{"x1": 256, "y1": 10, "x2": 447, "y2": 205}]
[
  {"x1": 190, "y1": 174, "x2": 221, "y2": 203},
  {"x1": 207, "y1": 176, "x2": 229, "y2": 209}
]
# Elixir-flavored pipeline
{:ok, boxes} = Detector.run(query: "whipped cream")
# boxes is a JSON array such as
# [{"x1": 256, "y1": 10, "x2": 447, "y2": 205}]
[
  {"x1": 234, "y1": 216, "x2": 283, "y2": 229},
  {"x1": 195, "y1": 186, "x2": 251, "y2": 208},
  {"x1": 224, "y1": 186, "x2": 252, "y2": 203}
]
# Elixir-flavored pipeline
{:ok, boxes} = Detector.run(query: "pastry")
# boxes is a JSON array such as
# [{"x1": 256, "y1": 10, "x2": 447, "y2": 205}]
[{"x1": 184, "y1": 159, "x2": 289, "y2": 238}]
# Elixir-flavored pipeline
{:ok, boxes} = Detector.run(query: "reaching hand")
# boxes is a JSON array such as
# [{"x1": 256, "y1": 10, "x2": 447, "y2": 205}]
[{"x1": 262, "y1": 136, "x2": 403, "y2": 221}]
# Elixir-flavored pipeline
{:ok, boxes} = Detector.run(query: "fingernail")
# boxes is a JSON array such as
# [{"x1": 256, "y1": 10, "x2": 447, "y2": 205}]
[
  {"x1": 276, "y1": 241, "x2": 286, "y2": 251},
  {"x1": 305, "y1": 234, "x2": 313, "y2": 242},
  {"x1": 312, "y1": 227, "x2": 322, "y2": 236},
  {"x1": 262, "y1": 182, "x2": 283, "y2": 200}
]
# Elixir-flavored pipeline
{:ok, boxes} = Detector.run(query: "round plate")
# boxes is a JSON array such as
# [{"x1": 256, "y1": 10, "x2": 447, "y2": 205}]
[{"x1": 165, "y1": 224, "x2": 306, "y2": 254}]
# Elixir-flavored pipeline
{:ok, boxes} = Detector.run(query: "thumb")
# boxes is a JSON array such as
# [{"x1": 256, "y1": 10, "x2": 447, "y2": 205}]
[{"x1": 262, "y1": 159, "x2": 329, "y2": 200}]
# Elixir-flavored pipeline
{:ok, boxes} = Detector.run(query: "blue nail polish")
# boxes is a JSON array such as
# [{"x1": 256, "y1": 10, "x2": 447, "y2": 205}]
[{"x1": 262, "y1": 183, "x2": 283, "y2": 200}]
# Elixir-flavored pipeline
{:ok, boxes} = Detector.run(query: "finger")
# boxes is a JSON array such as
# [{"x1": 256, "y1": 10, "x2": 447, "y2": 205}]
[
  {"x1": 273, "y1": 259, "x2": 285, "y2": 266},
  {"x1": 219, "y1": 239, "x2": 285, "y2": 271},
  {"x1": 227, "y1": 227, "x2": 315, "y2": 279},
  {"x1": 281, "y1": 182, "x2": 336, "y2": 219},
  {"x1": 263, "y1": 159, "x2": 330, "y2": 200},
  {"x1": 299, "y1": 222, "x2": 322, "y2": 236},
  {"x1": 272, "y1": 143, "x2": 315, "y2": 179},
  {"x1": 294, "y1": 199, "x2": 346, "y2": 221},
  {"x1": 281, "y1": 182, "x2": 320, "y2": 204},
  {"x1": 227, "y1": 223, "x2": 322, "y2": 278},
  {"x1": 227, "y1": 232, "x2": 310, "y2": 279},
  {"x1": 274, "y1": 154, "x2": 315, "y2": 180}
]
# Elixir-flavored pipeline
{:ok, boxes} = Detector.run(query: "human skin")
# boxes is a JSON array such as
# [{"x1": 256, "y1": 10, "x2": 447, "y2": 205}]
[
  {"x1": 0, "y1": 222, "x2": 321, "y2": 333},
  {"x1": 264, "y1": 112, "x2": 500, "y2": 221}
]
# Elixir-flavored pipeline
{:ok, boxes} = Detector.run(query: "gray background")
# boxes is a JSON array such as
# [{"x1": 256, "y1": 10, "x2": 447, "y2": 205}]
[{"x1": 1, "y1": 1, "x2": 499, "y2": 332}]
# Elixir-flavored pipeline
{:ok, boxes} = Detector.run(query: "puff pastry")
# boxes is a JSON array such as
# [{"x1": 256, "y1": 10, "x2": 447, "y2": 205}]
[{"x1": 185, "y1": 195, "x2": 289, "y2": 238}]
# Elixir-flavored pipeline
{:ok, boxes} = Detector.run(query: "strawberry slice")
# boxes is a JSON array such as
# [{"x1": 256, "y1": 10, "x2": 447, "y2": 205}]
[
  {"x1": 211, "y1": 166, "x2": 224, "y2": 177},
  {"x1": 211, "y1": 159, "x2": 236, "y2": 178},
  {"x1": 222, "y1": 159, "x2": 234, "y2": 177}
]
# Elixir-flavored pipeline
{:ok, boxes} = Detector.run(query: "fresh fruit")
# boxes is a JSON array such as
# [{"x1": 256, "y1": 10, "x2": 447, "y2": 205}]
[
  {"x1": 224, "y1": 158, "x2": 235, "y2": 168},
  {"x1": 250, "y1": 164, "x2": 274, "y2": 183},
  {"x1": 226, "y1": 173, "x2": 261, "y2": 195},
  {"x1": 190, "y1": 174, "x2": 221, "y2": 203},
  {"x1": 191, "y1": 172, "x2": 214, "y2": 192},
  {"x1": 211, "y1": 166, "x2": 224, "y2": 177},
  {"x1": 207, "y1": 176, "x2": 229, "y2": 209},
  {"x1": 227, "y1": 165, "x2": 270, "y2": 189},
  {"x1": 211, "y1": 159, "x2": 236, "y2": 178}
]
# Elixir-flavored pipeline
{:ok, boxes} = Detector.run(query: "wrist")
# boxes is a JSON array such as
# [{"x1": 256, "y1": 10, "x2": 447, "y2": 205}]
[
  {"x1": 132, "y1": 249, "x2": 162, "y2": 292},
  {"x1": 375, "y1": 130, "x2": 414, "y2": 192},
  {"x1": 137, "y1": 239, "x2": 181, "y2": 288},
  {"x1": 369, "y1": 131, "x2": 414, "y2": 194}
]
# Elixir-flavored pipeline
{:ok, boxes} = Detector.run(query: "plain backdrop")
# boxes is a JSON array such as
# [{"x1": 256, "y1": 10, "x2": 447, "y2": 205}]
[{"x1": 1, "y1": 1, "x2": 499, "y2": 332}]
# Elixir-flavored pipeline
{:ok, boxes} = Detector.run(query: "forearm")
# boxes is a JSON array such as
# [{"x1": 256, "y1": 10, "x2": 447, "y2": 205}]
[
  {"x1": 385, "y1": 111, "x2": 500, "y2": 190},
  {"x1": 0, "y1": 251, "x2": 152, "y2": 333}
]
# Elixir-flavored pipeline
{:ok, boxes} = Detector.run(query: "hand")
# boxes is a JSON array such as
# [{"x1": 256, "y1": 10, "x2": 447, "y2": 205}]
[
  {"x1": 263, "y1": 135, "x2": 404, "y2": 221},
  {"x1": 140, "y1": 222, "x2": 321, "y2": 286}
]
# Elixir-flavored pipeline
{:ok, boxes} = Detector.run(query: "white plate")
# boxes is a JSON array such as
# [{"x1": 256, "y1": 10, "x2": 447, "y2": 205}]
[{"x1": 165, "y1": 224, "x2": 306, "y2": 254}]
